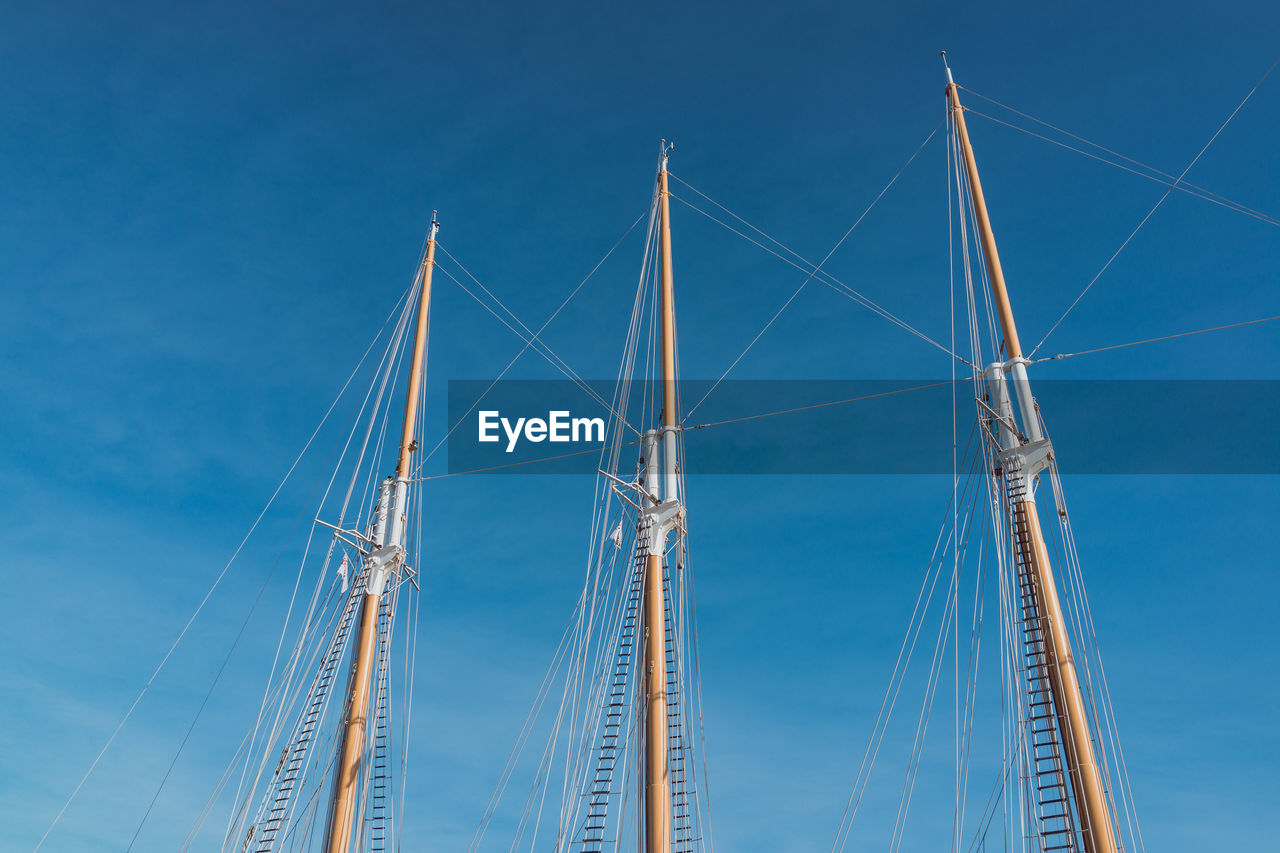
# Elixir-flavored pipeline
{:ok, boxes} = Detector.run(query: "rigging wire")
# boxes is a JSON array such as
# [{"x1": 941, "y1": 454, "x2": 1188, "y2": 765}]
[
  {"x1": 406, "y1": 300, "x2": 1280, "y2": 482},
  {"x1": 952, "y1": 507, "x2": 988, "y2": 852},
  {"x1": 434, "y1": 245, "x2": 631, "y2": 425},
  {"x1": 123, "y1": 465, "x2": 329, "y2": 851},
  {"x1": 231, "y1": 238, "x2": 430, "y2": 853},
  {"x1": 409, "y1": 210, "x2": 649, "y2": 477},
  {"x1": 888, "y1": 447, "x2": 987, "y2": 853},
  {"x1": 181, "y1": 547, "x2": 359, "y2": 851},
  {"x1": 387, "y1": 316, "x2": 432, "y2": 853},
  {"x1": 955, "y1": 90, "x2": 1150, "y2": 852},
  {"x1": 224, "y1": 268, "x2": 421, "y2": 849},
  {"x1": 68, "y1": 70, "x2": 1279, "y2": 842},
  {"x1": 1032, "y1": 313, "x2": 1280, "y2": 363},
  {"x1": 1046, "y1": 464, "x2": 1147, "y2": 852},
  {"x1": 438, "y1": 259, "x2": 617, "y2": 417},
  {"x1": 409, "y1": 380, "x2": 966, "y2": 481},
  {"x1": 958, "y1": 103, "x2": 1280, "y2": 228},
  {"x1": 1030, "y1": 54, "x2": 1280, "y2": 357},
  {"x1": 376, "y1": 103, "x2": 1280, "y2": 481},
  {"x1": 667, "y1": 185, "x2": 974, "y2": 372},
  {"x1": 958, "y1": 84, "x2": 1280, "y2": 223},
  {"x1": 954, "y1": 109, "x2": 1044, "y2": 847},
  {"x1": 178, "y1": 656, "x2": 322, "y2": 853},
  {"x1": 950, "y1": 108, "x2": 1019, "y2": 851},
  {"x1": 411, "y1": 441, "x2": 642, "y2": 481},
  {"x1": 829, "y1": 423, "x2": 982, "y2": 853},
  {"x1": 467, "y1": 610, "x2": 581, "y2": 851},
  {"x1": 674, "y1": 123, "x2": 945, "y2": 421},
  {"x1": 464, "y1": 161, "x2": 720, "y2": 853},
  {"x1": 30, "y1": 277, "x2": 419, "y2": 853},
  {"x1": 481, "y1": 185, "x2": 664, "y2": 853},
  {"x1": 948, "y1": 102, "x2": 960, "y2": 851},
  {"x1": 222, "y1": 271, "x2": 420, "y2": 852},
  {"x1": 686, "y1": 379, "x2": 966, "y2": 432}
]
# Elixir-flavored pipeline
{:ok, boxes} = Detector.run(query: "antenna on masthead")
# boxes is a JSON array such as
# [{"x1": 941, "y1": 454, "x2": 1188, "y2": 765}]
[{"x1": 940, "y1": 49, "x2": 954, "y2": 85}]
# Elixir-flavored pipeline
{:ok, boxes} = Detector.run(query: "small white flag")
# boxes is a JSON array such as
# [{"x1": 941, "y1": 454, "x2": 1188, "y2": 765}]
[
  {"x1": 609, "y1": 521, "x2": 624, "y2": 549},
  {"x1": 337, "y1": 554, "x2": 349, "y2": 593}
]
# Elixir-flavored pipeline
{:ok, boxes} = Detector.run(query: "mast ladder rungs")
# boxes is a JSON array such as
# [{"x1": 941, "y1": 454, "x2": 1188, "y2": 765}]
[
  {"x1": 252, "y1": 563, "x2": 372, "y2": 852},
  {"x1": 573, "y1": 546, "x2": 649, "y2": 852},
  {"x1": 1003, "y1": 465, "x2": 1082, "y2": 853}
]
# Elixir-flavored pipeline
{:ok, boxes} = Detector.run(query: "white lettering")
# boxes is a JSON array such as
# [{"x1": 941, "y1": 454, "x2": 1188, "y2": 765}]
[
  {"x1": 502, "y1": 417, "x2": 526, "y2": 453},
  {"x1": 549, "y1": 411, "x2": 570, "y2": 442},
  {"x1": 573, "y1": 416, "x2": 605, "y2": 442},
  {"x1": 486, "y1": 411, "x2": 607, "y2": 452},
  {"x1": 478, "y1": 411, "x2": 500, "y2": 443}
]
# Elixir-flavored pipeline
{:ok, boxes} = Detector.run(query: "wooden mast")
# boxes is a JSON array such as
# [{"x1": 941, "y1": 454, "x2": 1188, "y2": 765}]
[
  {"x1": 944, "y1": 66, "x2": 1119, "y2": 853},
  {"x1": 643, "y1": 141, "x2": 677, "y2": 853},
  {"x1": 323, "y1": 214, "x2": 439, "y2": 853}
]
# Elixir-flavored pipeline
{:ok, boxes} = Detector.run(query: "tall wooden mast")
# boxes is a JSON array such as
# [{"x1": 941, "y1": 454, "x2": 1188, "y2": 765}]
[
  {"x1": 642, "y1": 141, "x2": 679, "y2": 853},
  {"x1": 323, "y1": 214, "x2": 439, "y2": 853},
  {"x1": 944, "y1": 65, "x2": 1119, "y2": 853}
]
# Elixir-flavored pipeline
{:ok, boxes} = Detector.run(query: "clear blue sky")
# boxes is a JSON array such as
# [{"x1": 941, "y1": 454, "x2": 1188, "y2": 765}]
[{"x1": 2, "y1": 1, "x2": 1277, "y2": 851}]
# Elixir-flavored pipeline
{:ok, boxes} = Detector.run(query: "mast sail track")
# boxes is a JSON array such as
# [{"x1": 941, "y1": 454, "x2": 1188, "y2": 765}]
[{"x1": 946, "y1": 64, "x2": 1121, "y2": 853}]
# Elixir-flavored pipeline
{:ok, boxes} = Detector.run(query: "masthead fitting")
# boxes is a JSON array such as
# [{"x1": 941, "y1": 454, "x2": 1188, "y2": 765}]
[{"x1": 940, "y1": 51, "x2": 955, "y2": 85}]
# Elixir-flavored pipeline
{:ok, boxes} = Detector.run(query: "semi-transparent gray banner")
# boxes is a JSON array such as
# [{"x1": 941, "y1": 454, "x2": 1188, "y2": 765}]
[{"x1": 445, "y1": 380, "x2": 1280, "y2": 474}]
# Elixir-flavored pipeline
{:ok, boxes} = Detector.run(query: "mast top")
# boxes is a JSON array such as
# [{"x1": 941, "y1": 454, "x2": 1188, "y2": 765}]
[
  {"x1": 940, "y1": 50, "x2": 955, "y2": 86},
  {"x1": 659, "y1": 139, "x2": 674, "y2": 172},
  {"x1": 429, "y1": 210, "x2": 440, "y2": 241}
]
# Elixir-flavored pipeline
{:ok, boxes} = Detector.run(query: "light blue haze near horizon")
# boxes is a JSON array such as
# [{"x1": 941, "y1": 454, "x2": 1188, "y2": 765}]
[{"x1": 1, "y1": 1, "x2": 1278, "y2": 851}]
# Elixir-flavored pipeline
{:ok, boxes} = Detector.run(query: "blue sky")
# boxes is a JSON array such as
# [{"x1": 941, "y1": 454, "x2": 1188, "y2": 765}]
[{"x1": 2, "y1": 1, "x2": 1278, "y2": 851}]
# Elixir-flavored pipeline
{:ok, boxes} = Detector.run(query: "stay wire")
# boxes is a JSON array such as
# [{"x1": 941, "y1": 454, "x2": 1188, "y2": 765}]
[
  {"x1": 1031, "y1": 54, "x2": 1280, "y2": 356},
  {"x1": 31, "y1": 280, "x2": 413, "y2": 853},
  {"x1": 960, "y1": 106, "x2": 1280, "y2": 228},
  {"x1": 409, "y1": 303, "x2": 1279, "y2": 481},
  {"x1": 686, "y1": 379, "x2": 969, "y2": 432},
  {"x1": 410, "y1": 210, "x2": 647, "y2": 476},
  {"x1": 959, "y1": 83, "x2": 1278, "y2": 219},
  {"x1": 225, "y1": 272, "x2": 418, "y2": 849},
  {"x1": 225, "y1": 269, "x2": 418, "y2": 846},
  {"x1": 124, "y1": 454, "x2": 331, "y2": 852},
  {"x1": 667, "y1": 131, "x2": 974, "y2": 372},
  {"x1": 435, "y1": 244, "x2": 629, "y2": 425},
  {"x1": 671, "y1": 191, "x2": 972, "y2": 370},
  {"x1": 1032, "y1": 314, "x2": 1280, "y2": 363},
  {"x1": 413, "y1": 381, "x2": 968, "y2": 480},
  {"x1": 674, "y1": 123, "x2": 945, "y2": 421},
  {"x1": 831, "y1": 424, "x2": 982, "y2": 852}
]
